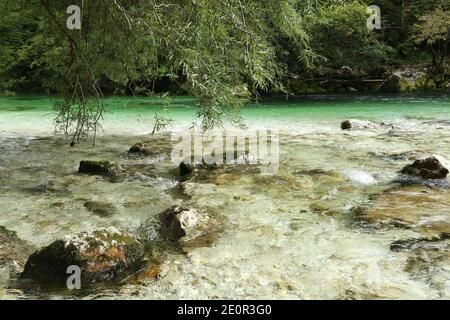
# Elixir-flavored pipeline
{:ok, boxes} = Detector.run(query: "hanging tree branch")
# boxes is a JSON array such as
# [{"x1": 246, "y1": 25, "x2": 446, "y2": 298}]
[{"x1": 39, "y1": 0, "x2": 105, "y2": 146}]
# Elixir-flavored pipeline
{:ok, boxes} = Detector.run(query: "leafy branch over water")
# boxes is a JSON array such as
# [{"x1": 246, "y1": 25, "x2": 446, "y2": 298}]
[
  {"x1": 36, "y1": 0, "x2": 316, "y2": 142},
  {"x1": 151, "y1": 113, "x2": 173, "y2": 135}
]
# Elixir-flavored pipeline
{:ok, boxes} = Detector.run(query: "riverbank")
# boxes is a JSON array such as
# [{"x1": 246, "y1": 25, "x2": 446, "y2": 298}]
[{"x1": 286, "y1": 66, "x2": 450, "y2": 95}]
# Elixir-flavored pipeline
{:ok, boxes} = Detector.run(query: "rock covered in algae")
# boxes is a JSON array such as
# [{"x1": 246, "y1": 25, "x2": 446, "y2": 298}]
[{"x1": 21, "y1": 227, "x2": 144, "y2": 285}]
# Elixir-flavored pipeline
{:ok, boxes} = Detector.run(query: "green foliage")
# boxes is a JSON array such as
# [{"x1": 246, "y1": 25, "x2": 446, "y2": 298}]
[
  {"x1": 0, "y1": 0, "x2": 40, "y2": 91},
  {"x1": 414, "y1": 7, "x2": 450, "y2": 73},
  {"x1": 306, "y1": 1, "x2": 393, "y2": 71}
]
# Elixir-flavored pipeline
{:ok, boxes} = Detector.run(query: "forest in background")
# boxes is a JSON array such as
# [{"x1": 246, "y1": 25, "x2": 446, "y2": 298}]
[{"x1": 0, "y1": 0, "x2": 450, "y2": 139}]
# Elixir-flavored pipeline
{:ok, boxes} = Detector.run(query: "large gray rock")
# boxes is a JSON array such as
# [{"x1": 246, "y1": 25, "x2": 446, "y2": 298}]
[
  {"x1": 399, "y1": 157, "x2": 449, "y2": 180},
  {"x1": 387, "y1": 129, "x2": 414, "y2": 137},
  {"x1": 341, "y1": 119, "x2": 378, "y2": 130},
  {"x1": 161, "y1": 206, "x2": 214, "y2": 243},
  {"x1": 21, "y1": 227, "x2": 145, "y2": 286}
]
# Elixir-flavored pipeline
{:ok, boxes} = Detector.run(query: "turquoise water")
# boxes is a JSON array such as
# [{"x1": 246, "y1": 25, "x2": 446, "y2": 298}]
[
  {"x1": 1, "y1": 95, "x2": 450, "y2": 299},
  {"x1": 1, "y1": 95, "x2": 449, "y2": 136}
]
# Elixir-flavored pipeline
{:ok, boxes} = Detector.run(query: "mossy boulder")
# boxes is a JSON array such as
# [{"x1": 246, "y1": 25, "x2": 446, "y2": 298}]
[
  {"x1": 399, "y1": 157, "x2": 449, "y2": 180},
  {"x1": 414, "y1": 77, "x2": 437, "y2": 91},
  {"x1": 380, "y1": 74, "x2": 410, "y2": 93},
  {"x1": 78, "y1": 160, "x2": 156, "y2": 183},
  {"x1": 21, "y1": 227, "x2": 145, "y2": 286},
  {"x1": 78, "y1": 160, "x2": 121, "y2": 178},
  {"x1": 301, "y1": 85, "x2": 327, "y2": 94}
]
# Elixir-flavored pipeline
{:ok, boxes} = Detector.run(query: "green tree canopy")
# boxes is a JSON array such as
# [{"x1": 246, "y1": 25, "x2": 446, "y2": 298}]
[
  {"x1": 414, "y1": 6, "x2": 450, "y2": 73},
  {"x1": 33, "y1": 0, "x2": 321, "y2": 142},
  {"x1": 306, "y1": 1, "x2": 392, "y2": 72}
]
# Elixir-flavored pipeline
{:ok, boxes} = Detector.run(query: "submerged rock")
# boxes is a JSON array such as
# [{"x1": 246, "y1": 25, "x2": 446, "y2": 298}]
[
  {"x1": 422, "y1": 120, "x2": 450, "y2": 128},
  {"x1": 0, "y1": 227, "x2": 34, "y2": 286},
  {"x1": 390, "y1": 233, "x2": 450, "y2": 252},
  {"x1": 128, "y1": 134, "x2": 174, "y2": 157},
  {"x1": 341, "y1": 119, "x2": 378, "y2": 130},
  {"x1": 78, "y1": 160, "x2": 121, "y2": 178},
  {"x1": 179, "y1": 150, "x2": 263, "y2": 181},
  {"x1": 356, "y1": 185, "x2": 450, "y2": 237},
  {"x1": 370, "y1": 150, "x2": 431, "y2": 162},
  {"x1": 83, "y1": 201, "x2": 117, "y2": 217},
  {"x1": 161, "y1": 206, "x2": 214, "y2": 243},
  {"x1": 179, "y1": 159, "x2": 221, "y2": 180},
  {"x1": 128, "y1": 142, "x2": 173, "y2": 157},
  {"x1": 390, "y1": 233, "x2": 450, "y2": 296},
  {"x1": 387, "y1": 129, "x2": 415, "y2": 137},
  {"x1": 21, "y1": 227, "x2": 144, "y2": 285},
  {"x1": 399, "y1": 157, "x2": 449, "y2": 180},
  {"x1": 129, "y1": 142, "x2": 153, "y2": 155},
  {"x1": 78, "y1": 160, "x2": 155, "y2": 182}
]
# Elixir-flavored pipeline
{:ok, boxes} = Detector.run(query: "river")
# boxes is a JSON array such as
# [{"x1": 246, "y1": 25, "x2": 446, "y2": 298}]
[{"x1": 0, "y1": 94, "x2": 449, "y2": 299}]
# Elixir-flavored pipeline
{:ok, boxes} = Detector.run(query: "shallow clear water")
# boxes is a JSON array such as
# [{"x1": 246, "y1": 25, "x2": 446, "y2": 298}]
[{"x1": 0, "y1": 95, "x2": 449, "y2": 299}]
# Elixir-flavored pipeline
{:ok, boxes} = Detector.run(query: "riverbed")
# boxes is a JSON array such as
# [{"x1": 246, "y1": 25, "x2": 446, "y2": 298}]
[{"x1": 0, "y1": 95, "x2": 449, "y2": 299}]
